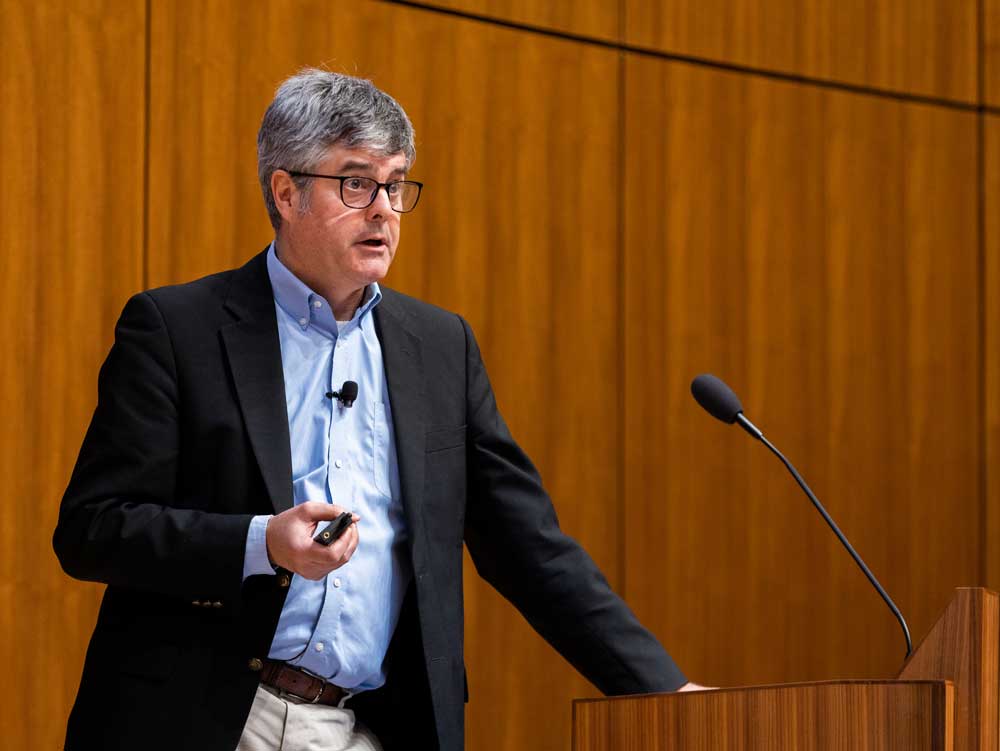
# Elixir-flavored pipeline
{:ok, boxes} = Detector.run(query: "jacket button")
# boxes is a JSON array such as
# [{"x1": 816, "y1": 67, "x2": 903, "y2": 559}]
[
  {"x1": 212, "y1": 601, "x2": 223, "y2": 608},
  {"x1": 248, "y1": 658, "x2": 263, "y2": 672},
  {"x1": 278, "y1": 574, "x2": 290, "y2": 588},
  {"x1": 191, "y1": 600, "x2": 202, "y2": 607}
]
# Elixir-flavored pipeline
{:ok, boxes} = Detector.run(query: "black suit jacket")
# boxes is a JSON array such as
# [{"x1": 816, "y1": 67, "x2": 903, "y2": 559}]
[{"x1": 54, "y1": 250, "x2": 685, "y2": 751}]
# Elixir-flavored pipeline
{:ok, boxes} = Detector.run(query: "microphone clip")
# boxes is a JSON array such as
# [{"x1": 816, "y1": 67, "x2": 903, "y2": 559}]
[{"x1": 326, "y1": 380, "x2": 359, "y2": 408}]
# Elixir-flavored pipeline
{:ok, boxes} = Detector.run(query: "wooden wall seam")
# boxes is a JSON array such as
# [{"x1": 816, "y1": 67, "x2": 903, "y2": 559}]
[
  {"x1": 985, "y1": 116, "x2": 1000, "y2": 592},
  {"x1": 623, "y1": 0, "x2": 980, "y2": 105},
  {"x1": 978, "y1": 0, "x2": 987, "y2": 589},
  {"x1": 381, "y1": 0, "x2": 982, "y2": 112},
  {"x1": 380, "y1": 0, "x2": 623, "y2": 48},
  {"x1": 615, "y1": 20, "x2": 627, "y2": 600},
  {"x1": 981, "y1": 110, "x2": 991, "y2": 589},
  {"x1": 980, "y1": 0, "x2": 986, "y2": 105},
  {"x1": 33, "y1": 2, "x2": 990, "y2": 750},
  {"x1": 986, "y1": 0, "x2": 1000, "y2": 106},
  {"x1": 980, "y1": 111, "x2": 987, "y2": 588},
  {"x1": 622, "y1": 51, "x2": 980, "y2": 685},
  {"x1": 143, "y1": 0, "x2": 151, "y2": 291}
]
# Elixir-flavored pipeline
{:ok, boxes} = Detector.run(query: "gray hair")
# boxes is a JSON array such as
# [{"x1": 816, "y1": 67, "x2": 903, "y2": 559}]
[{"x1": 257, "y1": 68, "x2": 416, "y2": 230}]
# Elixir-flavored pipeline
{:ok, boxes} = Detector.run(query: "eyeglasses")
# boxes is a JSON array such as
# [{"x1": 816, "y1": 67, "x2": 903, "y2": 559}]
[{"x1": 286, "y1": 171, "x2": 423, "y2": 213}]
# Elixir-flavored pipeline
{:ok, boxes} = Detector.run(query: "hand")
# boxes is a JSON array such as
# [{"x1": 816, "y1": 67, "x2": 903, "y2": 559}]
[
  {"x1": 677, "y1": 681, "x2": 716, "y2": 692},
  {"x1": 265, "y1": 502, "x2": 361, "y2": 580}
]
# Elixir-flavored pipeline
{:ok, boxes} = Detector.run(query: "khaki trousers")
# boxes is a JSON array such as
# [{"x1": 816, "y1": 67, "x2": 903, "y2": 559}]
[{"x1": 236, "y1": 684, "x2": 383, "y2": 751}]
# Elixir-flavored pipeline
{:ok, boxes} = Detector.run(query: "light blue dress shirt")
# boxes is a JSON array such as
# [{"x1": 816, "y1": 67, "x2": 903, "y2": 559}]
[{"x1": 242, "y1": 243, "x2": 412, "y2": 691}]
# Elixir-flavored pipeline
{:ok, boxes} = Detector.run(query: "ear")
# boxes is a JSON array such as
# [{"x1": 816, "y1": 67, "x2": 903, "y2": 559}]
[{"x1": 271, "y1": 170, "x2": 300, "y2": 225}]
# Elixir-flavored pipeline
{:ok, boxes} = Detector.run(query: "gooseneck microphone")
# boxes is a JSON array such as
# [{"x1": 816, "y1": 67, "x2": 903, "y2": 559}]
[
  {"x1": 326, "y1": 380, "x2": 359, "y2": 408},
  {"x1": 690, "y1": 373, "x2": 912, "y2": 659}
]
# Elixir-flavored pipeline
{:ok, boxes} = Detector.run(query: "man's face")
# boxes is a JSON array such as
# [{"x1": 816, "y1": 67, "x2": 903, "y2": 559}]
[{"x1": 280, "y1": 144, "x2": 408, "y2": 293}]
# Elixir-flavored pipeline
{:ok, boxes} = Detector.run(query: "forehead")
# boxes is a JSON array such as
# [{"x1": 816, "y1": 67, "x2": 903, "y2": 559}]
[{"x1": 318, "y1": 144, "x2": 408, "y2": 175}]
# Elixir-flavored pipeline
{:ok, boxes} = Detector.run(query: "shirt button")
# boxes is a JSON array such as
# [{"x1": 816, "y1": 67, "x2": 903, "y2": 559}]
[
  {"x1": 298, "y1": 317, "x2": 307, "y2": 326},
  {"x1": 312, "y1": 300, "x2": 322, "y2": 309},
  {"x1": 334, "y1": 460, "x2": 343, "y2": 469},
  {"x1": 315, "y1": 642, "x2": 324, "y2": 652},
  {"x1": 333, "y1": 578, "x2": 342, "y2": 588}
]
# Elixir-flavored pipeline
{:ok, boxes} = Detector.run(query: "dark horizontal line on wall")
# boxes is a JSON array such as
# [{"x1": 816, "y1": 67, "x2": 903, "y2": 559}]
[{"x1": 383, "y1": 0, "x2": 999, "y2": 115}]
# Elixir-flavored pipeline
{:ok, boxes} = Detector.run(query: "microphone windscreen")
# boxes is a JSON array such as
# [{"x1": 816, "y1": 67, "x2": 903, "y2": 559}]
[
  {"x1": 341, "y1": 381, "x2": 359, "y2": 402},
  {"x1": 691, "y1": 374, "x2": 744, "y2": 424}
]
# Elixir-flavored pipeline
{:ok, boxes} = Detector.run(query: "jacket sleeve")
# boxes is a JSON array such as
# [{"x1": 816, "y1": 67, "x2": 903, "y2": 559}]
[
  {"x1": 52, "y1": 292, "x2": 252, "y2": 601},
  {"x1": 459, "y1": 316, "x2": 686, "y2": 695}
]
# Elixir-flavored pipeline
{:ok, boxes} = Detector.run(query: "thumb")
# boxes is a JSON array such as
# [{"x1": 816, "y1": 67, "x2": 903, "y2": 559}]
[{"x1": 298, "y1": 501, "x2": 342, "y2": 520}]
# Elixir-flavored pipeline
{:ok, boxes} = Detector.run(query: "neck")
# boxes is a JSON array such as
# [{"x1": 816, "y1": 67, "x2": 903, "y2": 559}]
[
  {"x1": 274, "y1": 238, "x2": 367, "y2": 321},
  {"x1": 331, "y1": 287, "x2": 366, "y2": 322}
]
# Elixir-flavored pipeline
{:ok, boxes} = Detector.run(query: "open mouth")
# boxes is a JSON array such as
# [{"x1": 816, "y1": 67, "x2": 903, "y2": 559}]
[{"x1": 359, "y1": 238, "x2": 386, "y2": 247}]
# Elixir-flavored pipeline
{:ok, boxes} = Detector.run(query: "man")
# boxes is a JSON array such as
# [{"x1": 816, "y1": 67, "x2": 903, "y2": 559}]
[{"x1": 54, "y1": 69, "x2": 689, "y2": 751}]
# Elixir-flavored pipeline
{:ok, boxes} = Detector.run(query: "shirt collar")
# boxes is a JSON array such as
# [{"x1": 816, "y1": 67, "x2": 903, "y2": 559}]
[{"x1": 265, "y1": 242, "x2": 382, "y2": 336}]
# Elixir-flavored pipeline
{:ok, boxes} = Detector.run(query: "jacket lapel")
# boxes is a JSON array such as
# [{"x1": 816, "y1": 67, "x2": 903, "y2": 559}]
[
  {"x1": 374, "y1": 292, "x2": 428, "y2": 562},
  {"x1": 220, "y1": 251, "x2": 294, "y2": 515},
  {"x1": 216, "y1": 260, "x2": 426, "y2": 528}
]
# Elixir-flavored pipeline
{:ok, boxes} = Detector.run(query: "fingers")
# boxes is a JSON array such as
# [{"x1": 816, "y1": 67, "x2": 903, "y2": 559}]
[
  {"x1": 337, "y1": 507, "x2": 361, "y2": 523},
  {"x1": 677, "y1": 682, "x2": 717, "y2": 692},
  {"x1": 297, "y1": 527, "x2": 358, "y2": 581},
  {"x1": 296, "y1": 502, "x2": 362, "y2": 527},
  {"x1": 328, "y1": 523, "x2": 359, "y2": 564},
  {"x1": 298, "y1": 501, "x2": 342, "y2": 521},
  {"x1": 297, "y1": 517, "x2": 361, "y2": 580},
  {"x1": 267, "y1": 502, "x2": 361, "y2": 579}
]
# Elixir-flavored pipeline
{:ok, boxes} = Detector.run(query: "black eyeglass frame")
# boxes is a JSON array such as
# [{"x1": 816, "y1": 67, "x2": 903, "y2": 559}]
[{"x1": 285, "y1": 170, "x2": 424, "y2": 213}]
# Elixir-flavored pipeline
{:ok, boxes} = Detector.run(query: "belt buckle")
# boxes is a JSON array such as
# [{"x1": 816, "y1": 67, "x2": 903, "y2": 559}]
[{"x1": 311, "y1": 678, "x2": 326, "y2": 704}]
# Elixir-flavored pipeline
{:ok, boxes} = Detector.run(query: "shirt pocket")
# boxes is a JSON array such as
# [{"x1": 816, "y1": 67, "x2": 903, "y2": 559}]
[{"x1": 372, "y1": 400, "x2": 394, "y2": 498}]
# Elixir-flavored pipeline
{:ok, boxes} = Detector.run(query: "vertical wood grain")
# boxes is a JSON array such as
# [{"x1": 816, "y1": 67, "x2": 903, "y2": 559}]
[
  {"x1": 897, "y1": 588, "x2": 999, "y2": 751},
  {"x1": 986, "y1": 0, "x2": 1000, "y2": 107},
  {"x1": 148, "y1": 2, "x2": 619, "y2": 749},
  {"x1": 30, "y1": 2, "x2": 995, "y2": 750},
  {"x1": 0, "y1": 0, "x2": 145, "y2": 747},
  {"x1": 623, "y1": 0, "x2": 979, "y2": 104},
  {"x1": 986, "y1": 117, "x2": 1000, "y2": 591},
  {"x1": 623, "y1": 53, "x2": 981, "y2": 688},
  {"x1": 145, "y1": 0, "x2": 273, "y2": 284}
]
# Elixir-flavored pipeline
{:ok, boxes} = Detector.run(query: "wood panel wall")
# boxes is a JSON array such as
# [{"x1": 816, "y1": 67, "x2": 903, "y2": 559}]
[
  {"x1": 987, "y1": 0, "x2": 1000, "y2": 108},
  {"x1": 987, "y1": 116, "x2": 1000, "y2": 592},
  {"x1": 0, "y1": 1, "x2": 146, "y2": 748},
  {"x1": 622, "y1": 57, "x2": 980, "y2": 686},
  {"x1": 421, "y1": 0, "x2": 619, "y2": 40},
  {"x1": 3, "y1": 1, "x2": 995, "y2": 750},
  {"x1": 623, "y1": 0, "x2": 979, "y2": 103}
]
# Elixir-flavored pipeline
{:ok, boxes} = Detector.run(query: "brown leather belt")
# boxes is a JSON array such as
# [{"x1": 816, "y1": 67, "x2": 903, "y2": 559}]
[{"x1": 260, "y1": 659, "x2": 348, "y2": 706}]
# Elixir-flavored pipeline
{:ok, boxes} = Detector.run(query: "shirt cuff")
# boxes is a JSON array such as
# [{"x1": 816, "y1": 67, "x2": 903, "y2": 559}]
[{"x1": 243, "y1": 515, "x2": 275, "y2": 579}]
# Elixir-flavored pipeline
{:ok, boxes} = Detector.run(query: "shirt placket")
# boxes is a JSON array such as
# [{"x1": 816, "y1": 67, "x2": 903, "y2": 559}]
[{"x1": 303, "y1": 321, "x2": 356, "y2": 680}]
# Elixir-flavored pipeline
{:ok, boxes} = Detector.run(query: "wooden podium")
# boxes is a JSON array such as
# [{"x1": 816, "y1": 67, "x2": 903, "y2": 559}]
[{"x1": 573, "y1": 588, "x2": 998, "y2": 751}]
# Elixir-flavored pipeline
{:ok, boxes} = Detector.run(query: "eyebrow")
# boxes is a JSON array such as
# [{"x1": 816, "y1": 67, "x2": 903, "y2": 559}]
[{"x1": 338, "y1": 159, "x2": 408, "y2": 179}]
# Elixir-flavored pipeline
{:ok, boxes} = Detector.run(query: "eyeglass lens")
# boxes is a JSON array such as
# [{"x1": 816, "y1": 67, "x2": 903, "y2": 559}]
[{"x1": 341, "y1": 177, "x2": 420, "y2": 212}]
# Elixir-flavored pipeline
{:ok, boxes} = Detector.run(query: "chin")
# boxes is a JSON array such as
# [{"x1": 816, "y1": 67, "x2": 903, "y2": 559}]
[{"x1": 356, "y1": 257, "x2": 392, "y2": 282}]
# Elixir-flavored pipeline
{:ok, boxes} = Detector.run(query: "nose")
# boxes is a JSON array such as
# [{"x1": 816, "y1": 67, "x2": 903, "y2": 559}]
[{"x1": 365, "y1": 184, "x2": 394, "y2": 220}]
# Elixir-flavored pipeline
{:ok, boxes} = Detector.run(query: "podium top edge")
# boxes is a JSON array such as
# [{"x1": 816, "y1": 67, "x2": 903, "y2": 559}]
[{"x1": 572, "y1": 679, "x2": 952, "y2": 706}]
